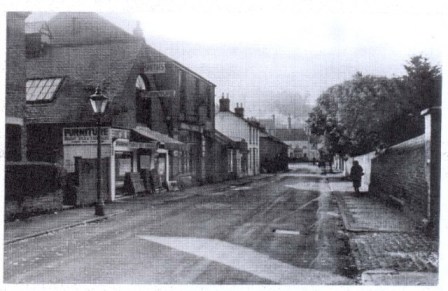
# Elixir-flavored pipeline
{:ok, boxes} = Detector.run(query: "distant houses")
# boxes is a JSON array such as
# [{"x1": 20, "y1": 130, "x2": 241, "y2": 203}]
[
  {"x1": 259, "y1": 115, "x2": 320, "y2": 161},
  {"x1": 215, "y1": 95, "x2": 261, "y2": 176}
]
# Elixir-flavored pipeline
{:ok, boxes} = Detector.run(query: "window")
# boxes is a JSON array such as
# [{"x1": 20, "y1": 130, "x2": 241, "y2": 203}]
[
  {"x1": 135, "y1": 75, "x2": 150, "y2": 125},
  {"x1": 135, "y1": 75, "x2": 147, "y2": 90},
  {"x1": 26, "y1": 78, "x2": 62, "y2": 102}
]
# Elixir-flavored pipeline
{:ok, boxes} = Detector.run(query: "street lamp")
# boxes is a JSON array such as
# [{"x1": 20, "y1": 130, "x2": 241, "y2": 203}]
[{"x1": 90, "y1": 86, "x2": 109, "y2": 216}]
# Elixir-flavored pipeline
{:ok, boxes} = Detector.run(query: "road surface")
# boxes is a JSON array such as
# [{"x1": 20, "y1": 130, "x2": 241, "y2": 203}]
[{"x1": 4, "y1": 164, "x2": 356, "y2": 284}]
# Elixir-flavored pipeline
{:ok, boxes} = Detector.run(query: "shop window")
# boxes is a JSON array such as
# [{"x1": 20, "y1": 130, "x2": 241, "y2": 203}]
[{"x1": 26, "y1": 78, "x2": 62, "y2": 102}]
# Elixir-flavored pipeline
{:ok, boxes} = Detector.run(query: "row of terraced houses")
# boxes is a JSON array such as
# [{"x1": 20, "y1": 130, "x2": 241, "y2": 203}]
[{"x1": 5, "y1": 12, "x2": 288, "y2": 214}]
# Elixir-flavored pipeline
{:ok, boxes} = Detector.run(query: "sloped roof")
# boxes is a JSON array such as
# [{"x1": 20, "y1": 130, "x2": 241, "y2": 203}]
[
  {"x1": 133, "y1": 126, "x2": 184, "y2": 150},
  {"x1": 26, "y1": 40, "x2": 143, "y2": 124},
  {"x1": 26, "y1": 12, "x2": 217, "y2": 125},
  {"x1": 274, "y1": 128, "x2": 308, "y2": 141},
  {"x1": 46, "y1": 12, "x2": 137, "y2": 46},
  {"x1": 260, "y1": 131, "x2": 288, "y2": 146},
  {"x1": 25, "y1": 21, "x2": 49, "y2": 34}
]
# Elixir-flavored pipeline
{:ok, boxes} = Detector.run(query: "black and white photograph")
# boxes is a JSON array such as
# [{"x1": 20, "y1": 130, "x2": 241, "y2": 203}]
[{"x1": 2, "y1": 0, "x2": 446, "y2": 288}]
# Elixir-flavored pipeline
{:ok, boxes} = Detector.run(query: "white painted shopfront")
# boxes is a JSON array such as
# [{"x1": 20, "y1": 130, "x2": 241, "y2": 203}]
[{"x1": 62, "y1": 126, "x2": 160, "y2": 201}]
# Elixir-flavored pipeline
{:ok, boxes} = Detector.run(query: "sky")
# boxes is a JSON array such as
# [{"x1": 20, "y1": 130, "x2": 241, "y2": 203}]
[{"x1": 15, "y1": 0, "x2": 447, "y2": 125}]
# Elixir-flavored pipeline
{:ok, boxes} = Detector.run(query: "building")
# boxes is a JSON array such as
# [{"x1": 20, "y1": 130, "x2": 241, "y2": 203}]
[
  {"x1": 274, "y1": 127, "x2": 319, "y2": 161},
  {"x1": 6, "y1": 12, "x2": 30, "y2": 162},
  {"x1": 215, "y1": 95, "x2": 260, "y2": 176},
  {"x1": 259, "y1": 131, "x2": 288, "y2": 173},
  {"x1": 210, "y1": 130, "x2": 248, "y2": 182},
  {"x1": 24, "y1": 12, "x2": 215, "y2": 202}
]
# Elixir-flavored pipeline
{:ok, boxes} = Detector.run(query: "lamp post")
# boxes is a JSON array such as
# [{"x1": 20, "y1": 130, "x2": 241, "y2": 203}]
[{"x1": 89, "y1": 86, "x2": 109, "y2": 216}]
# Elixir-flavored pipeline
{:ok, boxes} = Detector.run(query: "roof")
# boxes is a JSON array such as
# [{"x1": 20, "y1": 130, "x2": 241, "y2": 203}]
[
  {"x1": 25, "y1": 12, "x2": 215, "y2": 124},
  {"x1": 25, "y1": 21, "x2": 50, "y2": 34},
  {"x1": 274, "y1": 128, "x2": 308, "y2": 141},
  {"x1": 215, "y1": 111, "x2": 262, "y2": 131},
  {"x1": 26, "y1": 40, "x2": 143, "y2": 124},
  {"x1": 214, "y1": 130, "x2": 238, "y2": 147},
  {"x1": 260, "y1": 131, "x2": 288, "y2": 146},
  {"x1": 46, "y1": 12, "x2": 137, "y2": 46},
  {"x1": 133, "y1": 126, "x2": 184, "y2": 151}
]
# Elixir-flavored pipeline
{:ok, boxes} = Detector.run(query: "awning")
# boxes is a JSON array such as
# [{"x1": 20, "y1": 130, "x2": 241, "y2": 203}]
[{"x1": 133, "y1": 126, "x2": 186, "y2": 151}]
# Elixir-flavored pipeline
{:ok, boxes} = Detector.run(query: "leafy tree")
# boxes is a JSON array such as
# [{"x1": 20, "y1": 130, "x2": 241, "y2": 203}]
[{"x1": 307, "y1": 55, "x2": 441, "y2": 159}]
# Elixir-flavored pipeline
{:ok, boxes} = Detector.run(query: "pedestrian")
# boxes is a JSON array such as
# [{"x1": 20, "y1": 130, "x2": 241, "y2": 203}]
[{"x1": 350, "y1": 160, "x2": 364, "y2": 194}]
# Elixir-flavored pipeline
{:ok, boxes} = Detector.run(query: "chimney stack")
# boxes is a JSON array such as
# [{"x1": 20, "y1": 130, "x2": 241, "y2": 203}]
[
  {"x1": 219, "y1": 92, "x2": 230, "y2": 112},
  {"x1": 235, "y1": 103, "x2": 244, "y2": 118},
  {"x1": 288, "y1": 115, "x2": 292, "y2": 130}
]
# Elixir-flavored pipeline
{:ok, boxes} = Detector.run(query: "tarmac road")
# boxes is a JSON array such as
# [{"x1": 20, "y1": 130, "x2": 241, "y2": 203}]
[{"x1": 4, "y1": 164, "x2": 356, "y2": 284}]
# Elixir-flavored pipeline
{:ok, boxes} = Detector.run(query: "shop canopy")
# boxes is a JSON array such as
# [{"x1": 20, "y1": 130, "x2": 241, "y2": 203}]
[{"x1": 133, "y1": 126, "x2": 185, "y2": 151}]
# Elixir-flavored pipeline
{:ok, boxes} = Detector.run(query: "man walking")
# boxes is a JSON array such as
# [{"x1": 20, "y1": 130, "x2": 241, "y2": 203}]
[{"x1": 350, "y1": 160, "x2": 364, "y2": 194}]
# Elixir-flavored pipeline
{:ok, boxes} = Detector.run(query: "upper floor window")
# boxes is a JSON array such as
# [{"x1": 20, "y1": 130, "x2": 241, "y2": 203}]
[
  {"x1": 135, "y1": 75, "x2": 150, "y2": 125},
  {"x1": 26, "y1": 77, "x2": 62, "y2": 102},
  {"x1": 135, "y1": 75, "x2": 147, "y2": 91}
]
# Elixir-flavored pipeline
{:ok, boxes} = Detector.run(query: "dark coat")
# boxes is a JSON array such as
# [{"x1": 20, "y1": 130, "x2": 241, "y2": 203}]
[{"x1": 350, "y1": 164, "x2": 364, "y2": 181}]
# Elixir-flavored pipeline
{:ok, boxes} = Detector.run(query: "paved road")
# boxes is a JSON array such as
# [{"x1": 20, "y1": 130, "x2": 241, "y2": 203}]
[{"x1": 4, "y1": 164, "x2": 356, "y2": 284}]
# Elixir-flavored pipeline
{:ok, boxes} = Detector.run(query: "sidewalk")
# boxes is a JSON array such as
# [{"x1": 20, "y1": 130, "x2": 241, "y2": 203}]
[
  {"x1": 4, "y1": 173, "x2": 275, "y2": 245},
  {"x1": 328, "y1": 177, "x2": 439, "y2": 285}
]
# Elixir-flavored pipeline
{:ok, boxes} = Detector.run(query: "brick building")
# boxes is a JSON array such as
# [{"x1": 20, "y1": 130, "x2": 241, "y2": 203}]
[
  {"x1": 24, "y1": 12, "x2": 215, "y2": 202},
  {"x1": 215, "y1": 96, "x2": 260, "y2": 177},
  {"x1": 6, "y1": 12, "x2": 30, "y2": 162}
]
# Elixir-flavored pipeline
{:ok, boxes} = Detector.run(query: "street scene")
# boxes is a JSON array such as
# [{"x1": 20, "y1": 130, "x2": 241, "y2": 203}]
[{"x1": 3, "y1": 1, "x2": 443, "y2": 287}]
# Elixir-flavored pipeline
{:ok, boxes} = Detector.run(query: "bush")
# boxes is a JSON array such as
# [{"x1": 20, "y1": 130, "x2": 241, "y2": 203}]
[{"x1": 5, "y1": 162, "x2": 66, "y2": 203}]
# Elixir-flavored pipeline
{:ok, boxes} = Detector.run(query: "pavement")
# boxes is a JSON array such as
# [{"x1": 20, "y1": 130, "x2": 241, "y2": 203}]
[
  {"x1": 327, "y1": 174, "x2": 439, "y2": 285},
  {"x1": 3, "y1": 174, "x2": 274, "y2": 245}
]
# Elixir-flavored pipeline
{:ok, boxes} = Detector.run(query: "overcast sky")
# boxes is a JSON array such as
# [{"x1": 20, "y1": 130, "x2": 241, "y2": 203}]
[{"x1": 19, "y1": 0, "x2": 445, "y2": 124}]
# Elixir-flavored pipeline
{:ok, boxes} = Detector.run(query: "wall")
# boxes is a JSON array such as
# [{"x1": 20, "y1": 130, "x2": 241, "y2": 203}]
[
  {"x1": 369, "y1": 135, "x2": 428, "y2": 224},
  {"x1": 6, "y1": 12, "x2": 29, "y2": 161},
  {"x1": 77, "y1": 158, "x2": 110, "y2": 205},
  {"x1": 344, "y1": 151, "x2": 376, "y2": 192},
  {"x1": 215, "y1": 112, "x2": 260, "y2": 175}
]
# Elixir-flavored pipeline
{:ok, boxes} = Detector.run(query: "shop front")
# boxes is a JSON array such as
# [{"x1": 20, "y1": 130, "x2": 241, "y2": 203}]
[{"x1": 62, "y1": 126, "x2": 158, "y2": 201}]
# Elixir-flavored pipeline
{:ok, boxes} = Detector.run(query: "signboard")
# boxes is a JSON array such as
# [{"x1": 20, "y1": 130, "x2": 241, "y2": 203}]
[
  {"x1": 145, "y1": 62, "x2": 166, "y2": 74},
  {"x1": 111, "y1": 128, "x2": 130, "y2": 140},
  {"x1": 63, "y1": 127, "x2": 110, "y2": 145},
  {"x1": 142, "y1": 90, "x2": 176, "y2": 99},
  {"x1": 63, "y1": 127, "x2": 131, "y2": 145}
]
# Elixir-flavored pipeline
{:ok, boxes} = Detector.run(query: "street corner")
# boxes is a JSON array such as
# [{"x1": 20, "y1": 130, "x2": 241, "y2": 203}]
[{"x1": 361, "y1": 269, "x2": 438, "y2": 285}]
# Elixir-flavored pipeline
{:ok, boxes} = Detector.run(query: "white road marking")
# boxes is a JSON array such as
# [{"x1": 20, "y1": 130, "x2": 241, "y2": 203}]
[{"x1": 137, "y1": 235, "x2": 351, "y2": 284}]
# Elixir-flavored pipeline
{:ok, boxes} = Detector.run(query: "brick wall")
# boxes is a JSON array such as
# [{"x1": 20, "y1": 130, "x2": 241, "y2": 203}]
[{"x1": 369, "y1": 135, "x2": 428, "y2": 224}]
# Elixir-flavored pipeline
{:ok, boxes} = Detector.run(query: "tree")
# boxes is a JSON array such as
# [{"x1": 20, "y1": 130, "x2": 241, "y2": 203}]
[{"x1": 308, "y1": 55, "x2": 441, "y2": 159}]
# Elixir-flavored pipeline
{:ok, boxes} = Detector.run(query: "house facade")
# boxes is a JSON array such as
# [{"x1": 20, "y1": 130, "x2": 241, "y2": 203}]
[
  {"x1": 215, "y1": 96, "x2": 260, "y2": 177},
  {"x1": 274, "y1": 128, "x2": 319, "y2": 161},
  {"x1": 24, "y1": 12, "x2": 215, "y2": 202},
  {"x1": 6, "y1": 12, "x2": 30, "y2": 162}
]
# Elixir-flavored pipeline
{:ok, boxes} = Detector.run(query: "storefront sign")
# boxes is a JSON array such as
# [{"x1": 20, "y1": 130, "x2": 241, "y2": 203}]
[
  {"x1": 111, "y1": 128, "x2": 130, "y2": 140},
  {"x1": 63, "y1": 127, "x2": 110, "y2": 145},
  {"x1": 145, "y1": 62, "x2": 166, "y2": 74}
]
